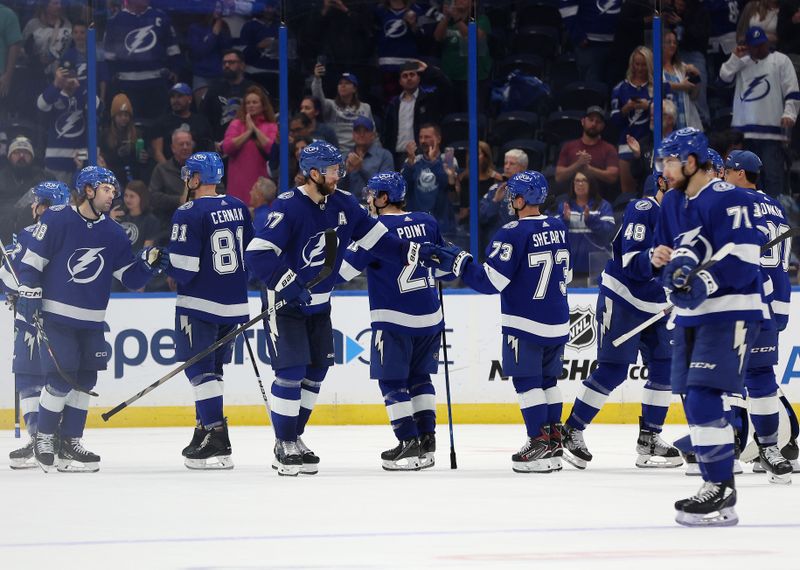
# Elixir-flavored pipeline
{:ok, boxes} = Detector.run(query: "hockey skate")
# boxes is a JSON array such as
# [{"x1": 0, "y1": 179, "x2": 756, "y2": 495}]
[
  {"x1": 34, "y1": 432, "x2": 58, "y2": 473},
  {"x1": 561, "y1": 424, "x2": 592, "y2": 469},
  {"x1": 184, "y1": 421, "x2": 233, "y2": 470},
  {"x1": 57, "y1": 437, "x2": 100, "y2": 473},
  {"x1": 674, "y1": 480, "x2": 738, "y2": 527},
  {"x1": 512, "y1": 427, "x2": 553, "y2": 474},
  {"x1": 272, "y1": 440, "x2": 302, "y2": 476},
  {"x1": 381, "y1": 438, "x2": 421, "y2": 471},
  {"x1": 296, "y1": 436, "x2": 319, "y2": 475},
  {"x1": 782, "y1": 439, "x2": 800, "y2": 473},
  {"x1": 9, "y1": 438, "x2": 37, "y2": 470},
  {"x1": 683, "y1": 451, "x2": 702, "y2": 476},
  {"x1": 548, "y1": 423, "x2": 564, "y2": 471},
  {"x1": 181, "y1": 423, "x2": 208, "y2": 457},
  {"x1": 635, "y1": 418, "x2": 683, "y2": 468},
  {"x1": 754, "y1": 444, "x2": 792, "y2": 484},
  {"x1": 419, "y1": 433, "x2": 436, "y2": 469}
]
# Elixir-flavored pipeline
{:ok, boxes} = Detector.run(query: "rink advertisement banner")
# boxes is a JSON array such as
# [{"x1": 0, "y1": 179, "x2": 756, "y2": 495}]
[{"x1": 1, "y1": 291, "x2": 799, "y2": 427}]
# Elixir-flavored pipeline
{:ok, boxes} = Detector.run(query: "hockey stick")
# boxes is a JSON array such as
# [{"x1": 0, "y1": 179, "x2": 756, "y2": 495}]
[
  {"x1": 438, "y1": 282, "x2": 457, "y2": 469},
  {"x1": 0, "y1": 238, "x2": 98, "y2": 397},
  {"x1": 763, "y1": 226, "x2": 800, "y2": 251},
  {"x1": 102, "y1": 230, "x2": 338, "y2": 421},
  {"x1": 242, "y1": 332, "x2": 271, "y2": 418},
  {"x1": 14, "y1": 390, "x2": 20, "y2": 439},
  {"x1": 611, "y1": 242, "x2": 735, "y2": 348}
]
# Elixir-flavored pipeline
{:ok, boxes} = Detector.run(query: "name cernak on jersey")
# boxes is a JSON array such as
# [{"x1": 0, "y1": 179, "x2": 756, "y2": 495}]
[
  {"x1": 532, "y1": 230, "x2": 567, "y2": 248},
  {"x1": 395, "y1": 223, "x2": 428, "y2": 240},
  {"x1": 210, "y1": 208, "x2": 245, "y2": 225}
]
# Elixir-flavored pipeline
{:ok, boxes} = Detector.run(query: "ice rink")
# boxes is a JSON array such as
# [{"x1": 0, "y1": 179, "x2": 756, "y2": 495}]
[{"x1": 1, "y1": 424, "x2": 798, "y2": 569}]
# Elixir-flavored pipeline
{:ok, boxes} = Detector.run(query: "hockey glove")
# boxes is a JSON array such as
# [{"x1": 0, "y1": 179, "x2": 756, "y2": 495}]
[
  {"x1": 663, "y1": 255, "x2": 718, "y2": 311},
  {"x1": 273, "y1": 269, "x2": 312, "y2": 308},
  {"x1": 406, "y1": 242, "x2": 440, "y2": 268},
  {"x1": 141, "y1": 246, "x2": 170, "y2": 274},
  {"x1": 433, "y1": 245, "x2": 472, "y2": 277},
  {"x1": 16, "y1": 285, "x2": 42, "y2": 333}
]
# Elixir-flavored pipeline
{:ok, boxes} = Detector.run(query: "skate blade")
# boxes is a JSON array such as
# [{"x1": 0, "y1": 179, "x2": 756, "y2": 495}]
[
  {"x1": 792, "y1": 460, "x2": 800, "y2": 473},
  {"x1": 685, "y1": 463, "x2": 702, "y2": 476},
  {"x1": 733, "y1": 460, "x2": 743, "y2": 475},
  {"x1": 56, "y1": 459, "x2": 99, "y2": 473},
  {"x1": 635, "y1": 454, "x2": 684, "y2": 468},
  {"x1": 512, "y1": 459, "x2": 553, "y2": 473},
  {"x1": 675, "y1": 507, "x2": 738, "y2": 527},
  {"x1": 271, "y1": 458, "x2": 301, "y2": 476},
  {"x1": 300, "y1": 464, "x2": 319, "y2": 475},
  {"x1": 752, "y1": 460, "x2": 765, "y2": 473},
  {"x1": 419, "y1": 453, "x2": 435, "y2": 470},
  {"x1": 184, "y1": 456, "x2": 234, "y2": 470},
  {"x1": 550, "y1": 457, "x2": 563, "y2": 471},
  {"x1": 381, "y1": 457, "x2": 421, "y2": 471},
  {"x1": 9, "y1": 458, "x2": 38, "y2": 470},
  {"x1": 767, "y1": 472, "x2": 792, "y2": 485},
  {"x1": 562, "y1": 452, "x2": 587, "y2": 470}
]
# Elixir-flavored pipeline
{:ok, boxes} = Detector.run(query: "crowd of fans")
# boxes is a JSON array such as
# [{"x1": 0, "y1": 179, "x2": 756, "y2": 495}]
[{"x1": 2, "y1": 0, "x2": 800, "y2": 289}]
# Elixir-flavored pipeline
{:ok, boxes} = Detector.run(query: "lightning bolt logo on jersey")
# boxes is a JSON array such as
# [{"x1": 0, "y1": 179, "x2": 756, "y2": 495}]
[
  {"x1": 37, "y1": 84, "x2": 92, "y2": 173},
  {"x1": 741, "y1": 74, "x2": 770, "y2": 102},
  {"x1": 124, "y1": 26, "x2": 158, "y2": 55},
  {"x1": 301, "y1": 231, "x2": 336, "y2": 270},
  {"x1": 67, "y1": 248, "x2": 106, "y2": 284},
  {"x1": 375, "y1": 5, "x2": 426, "y2": 67}
]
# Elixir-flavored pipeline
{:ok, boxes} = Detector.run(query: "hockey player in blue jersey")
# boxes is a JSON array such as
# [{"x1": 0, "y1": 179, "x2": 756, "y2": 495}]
[
  {"x1": 339, "y1": 172, "x2": 446, "y2": 470},
  {"x1": 16, "y1": 166, "x2": 168, "y2": 473},
  {"x1": 561, "y1": 171, "x2": 682, "y2": 470},
  {"x1": 1, "y1": 182, "x2": 71, "y2": 469},
  {"x1": 244, "y1": 141, "x2": 440, "y2": 476},
  {"x1": 166, "y1": 152, "x2": 253, "y2": 470},
  {"x1": 658, "y1": 128, "x2": 766, "y2": 526},
  {"x1": 435, "y1": 171, "x2": 571, "y2": 473},
  {"x1": 723, "y1": 150, "x2": 794, "y2": 483}
]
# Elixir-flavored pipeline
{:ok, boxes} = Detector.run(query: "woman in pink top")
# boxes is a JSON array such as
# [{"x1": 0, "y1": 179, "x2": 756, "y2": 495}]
[{"x1": 222, "y1": 85, "x2": 278, "y2": 206}]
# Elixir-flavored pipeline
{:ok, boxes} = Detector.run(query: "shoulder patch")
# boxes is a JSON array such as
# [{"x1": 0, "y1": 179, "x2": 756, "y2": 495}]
[
  {"x1": 712, "y1": 181, "x2": 735, "y2": 192},
  {"x1": 635, "y1": 199, "x2": 652, "y2": 211},
  {"x1": 278, "y1": 191, "x2": 294, "y2": 200},
  {"x1": 49, "y1": 205, "x2": 66, "y2": 212},
  {"x1": 178, "y1": 201, "x2": 194, "y2": 210},
  {"x1": 502, "y1": 221, "x2": 519, "y2": 229}
]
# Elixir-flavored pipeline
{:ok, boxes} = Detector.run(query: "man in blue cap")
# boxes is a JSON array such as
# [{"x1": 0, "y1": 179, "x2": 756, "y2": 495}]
[
  {"x1": 151, "y1": 82, "x2": 213, "y2": 164},
  {"x1": 720, "y1": 26, "x2": 800, "y2": 197},
  {"x1": 342, "y1": 116, "x2": 394, "y2": 200}
]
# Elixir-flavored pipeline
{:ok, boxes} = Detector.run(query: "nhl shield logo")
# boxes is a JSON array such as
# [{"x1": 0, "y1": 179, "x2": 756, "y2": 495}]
[{"x1": 567, "y1": 306, "x2": 596, "y2": 352}]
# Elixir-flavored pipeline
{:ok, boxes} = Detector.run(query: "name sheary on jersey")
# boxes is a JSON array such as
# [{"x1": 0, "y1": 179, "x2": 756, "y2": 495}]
[
  {"x1": 210, "y1": 207, "x2": 245, "y2": 225},
  {"x1": 532, "y1": 229, "x2": 567, "y2": 248}
]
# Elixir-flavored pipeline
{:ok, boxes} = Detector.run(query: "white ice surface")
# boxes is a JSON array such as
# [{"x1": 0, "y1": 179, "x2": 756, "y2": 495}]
[{"x1": 1, "y1": 424, "x2": 798, "y2": 570}]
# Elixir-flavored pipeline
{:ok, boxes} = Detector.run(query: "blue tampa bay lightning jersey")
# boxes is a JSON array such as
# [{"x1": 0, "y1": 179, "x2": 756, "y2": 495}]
[
  {"x1": 609, "y1": 80, "x2": 651, "y2": 146},
  {"x1": 462, "y1": 215, "x2": 572, "y2": 345},
  {"x1": 167, "y1": 195, "x2": 254, "y2": 325},
  {"x1": 245, "y1": 187, "x2": 410, "y2": 315},
  {"x1": 17, "y1": 206, "x2": 153, "y2": 329},
  {"x1": 340, "y1": 211, "x2": 445, "y2": 336},
  {"x1": 0, "y1": 226, "x2": 35, "y2": 295},
  {"x1": 654, "y1": 187, "x2": 684, "y2": 248},
  {"x1": 599, "y1": 196, "x2": 669, "y2": 318},
  {"x1": 671, "y1": 180, "x2": 767, "y2": 326}
]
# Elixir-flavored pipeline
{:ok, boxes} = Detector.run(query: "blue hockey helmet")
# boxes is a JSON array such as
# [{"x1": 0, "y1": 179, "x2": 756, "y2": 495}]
[
  {"x1": 707, "y1": 148, "x2": 724, "y2": 174},
  {"x1": 32, "y1": 181, "x2": 71, "y2": 206},
  {"x1": 365, "y1": 172, "x2": 406, "y2": 202},
  {"x1": 654, "y1": 127, "x2": 709, "y2": 170},
  {"x1": 181, "y1": 152, "x2": 224, "y2": 185},
  {"x1": 75, "y1": 166, "x2": 120, "y2": 198},
  {"x1": 299, "y1": 140, "x2": 345, "y2": 178},
  {"x1": 506, "y1": 170, "x2": 549, "y2": 206}
]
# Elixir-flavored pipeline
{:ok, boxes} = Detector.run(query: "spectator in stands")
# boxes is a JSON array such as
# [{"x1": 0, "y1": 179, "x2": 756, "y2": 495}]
[
  {"x1": 117, "y1": 180, "x2": 160, "y2": 252},
  {"x1": 187, "y1": 5, "x2": 232, "y2": 106},
  {"x1": 434, "y1": 0, "x2": 491, "y2": 112},
  {"x1": 665, "y1": 0, "x2": 710, "y2": 125},
  {"x1": 555, "y1": 172, "x2": 615, "y2": 285},
  {"x1": 555, "y1": 106, "x2": 620, "y2": 199},
  {"x1": 455, "y1": 141, "x2": 500, "y2": 229},
  {"x1": 374, "y1": 1, "x2": 428, "y2": 101},
  {"x1": 314, "y1": 0, "x2": 374, "y2": 67},
  {"x1": 151, "y1": 83, "x2": 213, "y2": 163},
  {"x1": 100, "y1": 93, "x2": 149, "y2": 187},
  {"x1": 721, "y1": 25, "x2": 800, "y2": 196},
  {"x1": 240, "y1": 0, "x2": 280, "y2": 90},
  {"x1": 290, "y1": 136, "x2": 314, "y2": 187},
  {"x1": 401, "y1": 123, "x2": 457, "y2": 233},
  {"x1": 288, "y1": 113, "x2": 314, "y2": 143},
  {"x1": 778, "y1": 0, "x2": 800, "y2": 60},
  {"x1": 222, "y1": 85, "x2": 277, "y2": 206},
  {"x1": 561, "y1": 0, "x2": 622, "y2": 85},
  {"x1": 201, "y1": 48, "x2": 255, "y2": 146},
  {"x1": 707, "y1": 0, "x2": 741, "y2": 72},
  {"x1": 627, "y1": 99, "x2": 678, "y2": 194},
  {"x1": 0, "y1": 3, "x2": 22, "y2": 101},
  {"x1": 738, "y1": 0, "x2": 780, "y2": 45},
  {"x1": 298, "y1": 96, "x2": 339, "y2": 146},
  {"x1": 662, "y1": 29, "x2": 703, "y2": 130},
  {"x1": 478, "y1": 148, "x2": 527, "y2": 256},
  {"x1": 383, "y1": 60, "x2": 448, "y2": 168},
  {"x1": 610, "y1": 46, "x2": 653, "y2": 195},
  {"x1": 0, "y1": 136, "x2": 52, "y2": 241},
  {"x1": 60, "y1": 20, "x2": 107, "y2": 102},
  {"x1": 342, "y1": 116, "x2": 394, "y2": 199},
  {"x1": 311, "y1": 65, "x2": 373, "y2": 153},
  {"x1": 22, "y1": 0, "x2": 72, "y2": 80},
  {"x1": 149, "y1": 128, "x2": 195, "y2": 229},
  {"x1": 250, "y1": 176, "x2": 277, "y2": 231}
]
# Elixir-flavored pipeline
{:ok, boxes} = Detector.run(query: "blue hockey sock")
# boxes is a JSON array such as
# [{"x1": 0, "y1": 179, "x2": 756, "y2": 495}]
[
  {"x1": 543, "y1": 380, "x2": 562, "y2": 424},
  {"x1": 641, "y1": 359, "x2": 671, "y2": 432},
  {"x1": 746, "y1": 366, "x2": 780, "y2": 445},
  {"x1": 296, "y1": 367, "x2": 327, "y2": 436},
  {"x1": 61, "y1": 371, "x2": 97, "y2": 438},
  {"x1": 379, "y1": 380, "x2": 418, "y2": 441},
  {"x1": 513, "y1": 376, "x2": 546, "y2": 438},
  {"x1": 37, "y1": 384, "x2": 68, "y2": 436},
  {"x1": 270, "y1": 366, "x2": 304, "y2": 441},
  {"x1": 567, "y1": 362, "x2": 628, "y2": 430},
  {"x1": 18, "y1": 383, "x2": 42, "y2": 436},
  {"x1": 189, "y1": 372, "x2": 224, "y2": 428},
  {"x1": 409, "y1": 374, "x2": 436, "y2": 434},
  {"x1": 685, "y1": 386, "x2": 734, "y2": 483}
]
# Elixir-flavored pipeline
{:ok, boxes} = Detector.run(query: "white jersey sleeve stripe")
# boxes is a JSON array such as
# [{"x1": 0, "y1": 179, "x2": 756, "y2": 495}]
[
  {"x1": 773, "y1": 299, "x2": 791, "y2": 316},
  {"x1": 673, "y1": 293, "x2": 766, "y2": 318},
  {"x1": 621, "y1": 251, "x2": 639, "y2": 268},
  {"x1": 484, "y1": 263, "x2": 511, "y2": 292},
  {"x1": 730, "y1": 244, "x2": 761, "y2": 266},
  {"x1": 339, "y1": 259, "x2": 361, "y2": 282},
  {"x1": 600, "y1": 272, "x2": 670, "y2": 314},
  {"x1": 21, "y1": 249, "x2": 49, "y2": 271},
  {"x1": 356, "y1": 222, "x2": 389, "y2": 250},
  {"x1": 176, "y1": 295, "x2": 249, "y2": 318},
  {"x1": 169, "y1": 253, "x2": 201, "y2": 273},
  {"x1": 246, "y1": 237, "x2": 283, "y2": 256},
  {"x1": 370, "y1": 309, "x2": 443, "y2": 329},
  {"x1": 112, "y1": 261, "x2": 136, "y2": 282},
  {"x1": 42, "y1": 299, "x2": 105, "y2": 322},
  {"x1": 0, "y1": 267, "x2": 18, "y2": 292}
]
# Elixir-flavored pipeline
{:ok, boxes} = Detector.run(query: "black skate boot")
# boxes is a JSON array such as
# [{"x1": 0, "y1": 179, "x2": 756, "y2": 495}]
[
  {"x1": 782, "y1": 439, "x2": 800, "y2": 473},
  {"x1": 34, "y1": 432, "x2": 57, "y2": 473},
  {"x1": 757, "y1": 443, "x2": 793, "y2": 484},
  {"x1": 636, "y1": 417, "x2": 683, "y2": 468},
  {"x1": 296, "y1": 436, "x2": 319, "y2": 475},
  {"x1": 419, "y1": 432, "x2": 436, "y2": 469},
  {"x1": 381, "y1": 438, "x2": 421, "y2": 471},
  {"x1": 184, "y1": 420, "x2": 233, "y2": 470},
  {"x1": 548, "y1": 423, "x2": 564, "y2": 471},
  {"x1": 181, "y1": 422, "x2": 208, "y2": 457},
  {"x1": 272, "y1": 440, "x2": 302, "y2": 476},
  {"x1": 9, "y1": 438, "x2": 37, "y2": 470},
  {"x1": 512, "y1": 427, "x2": 553, "y2": 473},
  {"x1": 674, "y1": 479, "x2": 738, "y2": 527},
  {"x1": 561, "y1": 424, "x2": 592, "y2": 469},
  {"x1": 58, "y1": 436, "x2": 100, "y2": 473}
]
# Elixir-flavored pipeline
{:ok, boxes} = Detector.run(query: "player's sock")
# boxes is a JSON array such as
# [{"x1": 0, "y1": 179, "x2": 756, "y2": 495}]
[
  {"x1": 513, "y1": 376, "x2": 546, "y2": 438},
  {"x1": 641, "y1": 358, "x2": 671, "y2": 430},
  {"x1": 19, "y1": 384, "x2": 42, "y2": 437},
  {"x1": 296, "y1": 367, "x2": 327, "y2": 436},
  {"x1": 188, "y1": 372, "x2": 224, "y2": 428},
  {"x1": 61, "y1": 389, "x2": 91, "y2": 438},
  {"x1": 379, "y1": 380, "x2": 418, "y2": 441},
  {"x1": 566, "y1": 362, "x2": 627, "y2": 430},
  {"x1": 409, "y1": 374, "x2": 436, "y2": 435},
  {"x1": 270, "y1": 366, "x2": 305, "y2": 441},
  {"x1": 37, "y1": 385, "x2": 68, "y2": 437},
  {"x1": 544, "y1": 383, "x2": 562, "y2": 424},
  {"x1": 685, "y1": 386, "x2": 735, "y2": 484},
  {"x1": 746, "y1": 367, "x2": 780, "y2": 446}
]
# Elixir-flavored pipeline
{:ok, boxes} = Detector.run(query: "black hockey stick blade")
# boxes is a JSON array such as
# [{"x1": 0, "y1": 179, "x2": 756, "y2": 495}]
[
  {"x1": 762, "y1": 227, "x2": 800, "y2": 252},
  {"x1": 102, "y1": 230, "x2": 338, "y2": 421}
]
